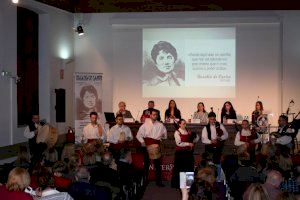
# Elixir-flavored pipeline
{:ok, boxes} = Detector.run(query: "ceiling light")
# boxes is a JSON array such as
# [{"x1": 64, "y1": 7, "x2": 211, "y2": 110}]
[
  {"x1": 12, "y1": 0, "x2": 19, "y2": 4},
  {"x1": 76, "y1": 25, "x2": 84, "y2": 36}
]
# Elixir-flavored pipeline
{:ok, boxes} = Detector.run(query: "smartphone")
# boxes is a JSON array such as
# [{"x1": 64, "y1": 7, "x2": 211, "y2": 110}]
[{"x1": 180, "y1": 172, "x2": 194, "y2": 189}]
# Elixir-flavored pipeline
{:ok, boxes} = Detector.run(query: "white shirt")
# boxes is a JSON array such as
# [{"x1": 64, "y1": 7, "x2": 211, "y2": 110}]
[
  {"x1": 81, "y1": 123, "x2": 106, "y2": 143},
  {"x1": 136, "y1": 119, "x2": 167, "y2": 144},
  {"x1": 276, "y1": 126, "x2": 294, "y2": 145},
  {"x1": 234, "y1": 129, "x2": 261, "y2": 146},
  {"x1": 23, "y1": 123, "x2": 38, "y2": 139},
  {"x1": 201, "y1": 123, "x2": 228, "y2": 144},
  {"x1": 174, "y1": 128, "x2": 199, "y2": 147},
  {"x1": 108, "y1": 124, "x2": 133, "y2": 144}
]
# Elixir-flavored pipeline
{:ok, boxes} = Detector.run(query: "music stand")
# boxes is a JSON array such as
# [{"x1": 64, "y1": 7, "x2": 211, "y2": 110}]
[{"x1": 104, "y1": 112, "x2": 116, "y2": 123}]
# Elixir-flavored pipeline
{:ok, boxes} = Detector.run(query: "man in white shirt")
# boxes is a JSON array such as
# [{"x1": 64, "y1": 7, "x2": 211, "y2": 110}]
[
  {"x1": 136, "y1": 109, "x2": 167, "y2": 187},
  {"x1": 24, "y1": 114, "x2": 40, "y2": 155},
  {"x1": 202, "y1": 112, "x2": 228, "y2": 162},
  {"x1": 272, "y1": 115, "x2": 295, "y2": 155},
  {"x1": 108, "y1": 114, "x2": 133, "y2": 157},
  {"x1": 81, "y1": 112, "x2": 106, "y2": 143}
]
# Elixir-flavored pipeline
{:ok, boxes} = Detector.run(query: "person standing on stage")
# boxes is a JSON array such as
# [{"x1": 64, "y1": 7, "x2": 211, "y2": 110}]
[
  {"x1": 81, "y1": 112, "x2": 106, "y2": 143},
  {"x1": 24, "y1": 114, "x2": 40, "y2": 156},
  {"x1": 171, "y1": 119, "x2": 199, "y2": 188},
  {"x1": 136, "y1": 109, "x2": 167, "y2": 187},
  {"x1": 252, "y1": 101, "x2": 264, "y2": 126},
  {"x1": 202, "y1": 112, "x2": 228, "y2": 161}
]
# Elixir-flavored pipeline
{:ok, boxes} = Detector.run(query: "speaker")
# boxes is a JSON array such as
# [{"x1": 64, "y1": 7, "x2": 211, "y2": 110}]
[{"x1": 55, "y1": 88, "x2": 65, "y2": 122}]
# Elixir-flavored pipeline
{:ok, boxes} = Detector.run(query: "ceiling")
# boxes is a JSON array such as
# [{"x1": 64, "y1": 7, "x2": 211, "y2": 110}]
[{"x1": 34, "y1": 0, "x2": 300, "y2": 13}]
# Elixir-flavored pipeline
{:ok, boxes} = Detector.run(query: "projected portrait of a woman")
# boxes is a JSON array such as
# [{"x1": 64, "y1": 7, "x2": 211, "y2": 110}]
[{"x1": 143, "y1": 41, "x2": 185, "y2": 86}]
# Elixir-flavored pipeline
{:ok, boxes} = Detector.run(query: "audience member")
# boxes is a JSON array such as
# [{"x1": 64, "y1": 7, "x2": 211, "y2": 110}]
[
  {"x1": 243, "y1": 183, "x2": 270, "y2": 200},
  {"x1": 52, "y1": 161, "x2": 72, "y2": 191},
  {"x1": 263, "y1": 170, "x2": 283, "y2": 200},
  {"x1": 0, "y1": 167, "x2": 33, "y2": 200}
]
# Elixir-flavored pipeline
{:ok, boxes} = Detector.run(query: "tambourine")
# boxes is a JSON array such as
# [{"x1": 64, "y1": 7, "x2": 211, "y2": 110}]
[{"x1": 36, "y1": 124, "x2": 58, "y2": 148}]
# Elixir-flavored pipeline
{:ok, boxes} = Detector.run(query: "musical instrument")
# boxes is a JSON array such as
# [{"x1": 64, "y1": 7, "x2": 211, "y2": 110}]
[
  {"x1": 36, "y1": 124, "x2": 58, "y2": 148},
  {"x1": 147, "y1": 144, "x2": 161, "y2": 159}
]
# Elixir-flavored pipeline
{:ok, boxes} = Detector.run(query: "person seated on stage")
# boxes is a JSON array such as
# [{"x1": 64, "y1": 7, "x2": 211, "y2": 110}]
[
  {"x1": 81, "y1": 112, "x2": 106, "y2": 144},
  {"x1": 116, "y1": 101, "x2": 133, "y2": 119},
  {"x1": 234, "y1": 120, "x2": 261, "y2": 161},
  {"x1": 272, "y1": 115, "x2": 295, "y2": 154},
  {"x1": 252, "y1": 101, "x2": 264, "y2": 126},
  {"x1": 165, "y1": 99, "x2": 181, "y2": 122},
  {"x1": 108, "y1": 114, "x2": 133, "y2": 154},
  {"x1": 0, "y1": 167, "x2": 33, "y2": 200},
  {"x1": 24, "y1": 113, "x2": 40, "y2": 157},
  {"x1": 202, "y1": 112, "x2": 228, "y2": 161},
  {"x1": 141, "y1": 100, "x2": 161, "y2": 122},
  {"x1": 220, "y1": 101, "x2": 237, "y2": 124},
  {"x1": 192, "y1": 102, "x2": 208, "y2": 124},
  {"x1": 136, "y1": 109, "x2": 167, "y2": 187}
]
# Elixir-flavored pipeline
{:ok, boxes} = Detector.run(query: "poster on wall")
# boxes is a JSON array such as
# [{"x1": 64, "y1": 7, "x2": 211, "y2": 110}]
[{"x1": 74, "y1": 72, "x2": 102, "y2": 143}]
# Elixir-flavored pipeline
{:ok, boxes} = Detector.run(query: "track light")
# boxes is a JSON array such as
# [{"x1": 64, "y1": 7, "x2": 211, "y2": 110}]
[
  {"x1": 12, "y1": 0, "x2": 19, "y2": 4},
  {"x1": 76, "y1": 25, "x2": 84, "y2": 36}
]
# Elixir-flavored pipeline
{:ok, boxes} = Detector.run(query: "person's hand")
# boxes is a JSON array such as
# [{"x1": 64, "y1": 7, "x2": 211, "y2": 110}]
[
  {"x1": 211, "y1": 139, "x2": 218, "y2": 144},
  {"x1": 141, "y1": 142, "x2": 146, "y2": 147},
  {"x1": 189, "y1": 143, "x2": 194, "y2": 148},
  {"x1": 35, "y1": 187, "x2": 42, "y2": 197}
]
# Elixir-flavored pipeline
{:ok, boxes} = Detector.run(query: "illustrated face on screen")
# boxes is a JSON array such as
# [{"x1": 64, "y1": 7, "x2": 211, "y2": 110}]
[
  {"x1": 83, "y1": 91, "x2": 96, "y2": 109},
  {"x1": 155, "y1": 50, "x2": 175, "y2": 74}
]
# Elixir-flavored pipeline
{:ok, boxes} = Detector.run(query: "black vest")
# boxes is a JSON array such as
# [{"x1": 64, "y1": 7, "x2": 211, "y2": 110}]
[{"x1": 206, "y1": 122, "x2": 221, "y2": 140}]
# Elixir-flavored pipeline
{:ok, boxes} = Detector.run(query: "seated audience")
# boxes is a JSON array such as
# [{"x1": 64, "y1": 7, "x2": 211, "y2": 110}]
[
  {"x1": 220, "y1": 101, "x2": 237, "y2": 124},
  {"x1": 36, "y1": 167, "x2": 73, "y2": 199},
  {"x1": 14, "y1": 146, "x2": 31, "y2": 168},
  {"x1": 277, "y1": 191, "x2": 297, "y2": 200},
  {"x1": 44, "y1": 147, "x2": 58, "y2": 166},
  {"x1": 61, "y1": 143, "x2": 76, "y2": 163},
  {"x1": 229, "y1": 151, "x2": 260, "y2": 200},
  {"x1": 263, "y1": 170, "x2": 283, "y2": 200},
  {"x1": 52, "y1": 161, "x2": 72, "y2": 191},
  {"x1": 116, "y1": 101, "x2": 133, "y2": 119},
  {"x1": 165, "y1": 99, "x2": 181, "y2": 122},
  {"x1": 0, "y1": 167, "x2": 33, "y2": 200},
  {"x1": 69, "y1": 167, "x2": 111, "y2": 200},
  {"x1": 243, "y1": 183, "x2": 270, "y2": 200},
  {"x1": 192, "y1": 102, "x2": 208, "y2": 124},
  {"x1": 82, "y1": 142, "x2": 96, "y2": 166},
  {"x1": 141, "y1": 100, "x2": 161, "y2": 122}
]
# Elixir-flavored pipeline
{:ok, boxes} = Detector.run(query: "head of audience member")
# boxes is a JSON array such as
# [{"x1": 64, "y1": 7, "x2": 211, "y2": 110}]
[
  {"x1": 150, "y1": 109, "x2": 159, "y2": 122},
  {"x1": 196, "y1": 102, "x2": 206, "y2": 113},
  {"x1": 265, "y1": 170, "x2": 283, "y2": 189},
  {"x1": 278, "y1": 115, "x2": 288, "y2": 127},
  {"x1": 261, "y1": 143, "x2": 276, "y2": 157},
  {"x1": 75, "y1": 167, "x2": 90, "y2": 183},
  {"x1": 67, "y1": 155, "x2": 81, "y2": 173},
  {"x1": 208, "y1": 112, "x2": 216, "y2": 125},
  {"x1": 118, "y1": 101, "x2": 126, "y2": 112},
  {"x1": 148, "y1": 101, "x2": 155, "y2": 109},
  {"x1": 245, "y1": 183, "x2": 270, "y2": 200},
  {"x1": 61, "y1": 143, "x2": 76, "y2": 163},
  {"x1": 151, "y1": 41, "x2": 177, "y2": 74},
  {"x1": 115, "y1": 114, "x2": 124, "y2": 126},
  {"x1": 80, "y1": 85, "x2": 98, "y2": 110},
  {"x1": 168, "y1": 99, "x2": 177, "y2": 110},
  {"x1": 222, "y1": 101, "x2": 235, "y2": 114},
  {"x1": 242, "y1": 120, "x2": 250, "y2": 130},
  {"x1": 37, "y1": 167, "x2": 55, "y2": 190},
  {"x1": 195, "y1": 167, "x2": 216, "y2": 186},
  {"x1": 89, "y1": 111, "x2": 98, "y2": 124},
  {"x1": 119, "y1": 148, "x2": 132, "y2": 164},
  {"x1": 31, "y1": 114, "x2": 40, "y2": 124},
  {"x1": 52, "y1": 161, "x2": 68, "y2": 177},
  {"x1": 6, "y1": 167, "x2": 31, "y2": 192},
  {"x1": 255, "y1": 101, "x2": 264, "y2": 112},
  {"x1": 102, "y1": 152, "x2": 117, "y2": 170},
  {"x1": 15, "y1": 146, "x2": 30, "y2": 167},
  {"x1": 238, "y1": 150, "x2": 251, "y2": 166}
]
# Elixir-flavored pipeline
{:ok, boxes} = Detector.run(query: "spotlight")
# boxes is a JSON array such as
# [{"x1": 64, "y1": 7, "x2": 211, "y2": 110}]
[
  {"x1": 76, "y1": 25, "x2": 84, "y2": 36},
  {"x1": 12, "y1": 0, "x2": 19, "y2": 4}
]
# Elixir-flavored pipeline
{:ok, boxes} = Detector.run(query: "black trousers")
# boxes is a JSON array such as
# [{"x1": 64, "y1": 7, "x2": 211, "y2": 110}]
[
  {"x1": 142, "y1": 147, "x2": 162, "y2": 184},
  {"x1": 171, "y1": 150, "x2": 194, "y2": 188},
  {"x1": 205, "y1": 144, "x2": 224, "y2": 164}
]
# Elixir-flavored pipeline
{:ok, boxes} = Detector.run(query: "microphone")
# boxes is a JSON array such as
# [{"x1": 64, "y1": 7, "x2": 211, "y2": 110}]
[{"x1": 135, "y1": 110, "x2": 140, "y2": 123}]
